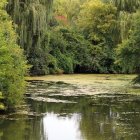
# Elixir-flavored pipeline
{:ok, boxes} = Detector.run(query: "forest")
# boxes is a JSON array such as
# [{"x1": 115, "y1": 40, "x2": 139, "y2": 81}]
[{"x1": 0, "y1": 0, "x2": 140, "y2": 110}]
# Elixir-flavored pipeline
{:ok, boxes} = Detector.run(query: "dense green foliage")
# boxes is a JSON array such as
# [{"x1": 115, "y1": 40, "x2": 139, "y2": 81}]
[
  {"x1": 0, "y1": 0, "x2": 27, "y2": 110},
  {"x1": 7, "y1": 0, "x2": 53, "y2": 75},
  {"x1": 77, "y1": 1, "x2": 120, "y2": 73},
  {"x1": 47, "y1": 27, "x2": 91, "y2": 73},
  {"x1": 51, "y1": 0, "x2": 140, "y2": 79},
  {"x1": 6, "y1": 0, "x2": 140, "y2": 82},
  {"x1": 107, "y1": 0, "x2": 140, "y2": 12},
  {"x1": 40, "y1": 0, "x2": 121, "y2": 74},
  {"x1": 116, "y1": 10, "x2": 140, "y2": 82}
]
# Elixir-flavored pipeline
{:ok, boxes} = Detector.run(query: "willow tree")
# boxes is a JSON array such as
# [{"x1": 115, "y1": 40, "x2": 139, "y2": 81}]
[
  {"x1": 103, "y1": 0, "x2": 140, "y2": 42},
  {"x1": 116, "y1": 10, "x2": 140, "y2": 83},
  {"x1": 104, "y1": 0, "x2": 140, "y2": 12},
  {"x1": 112, "y1": 0, "x2": 140, "y2": 12},
  {"x1": 7, "y1": 0, "x2": 53, "y2": 75}
]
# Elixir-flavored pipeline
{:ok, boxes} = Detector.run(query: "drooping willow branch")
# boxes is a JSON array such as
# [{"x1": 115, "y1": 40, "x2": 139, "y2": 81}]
[{"x1": 7, "y1": 0, "x2": 53, "y2": 56}]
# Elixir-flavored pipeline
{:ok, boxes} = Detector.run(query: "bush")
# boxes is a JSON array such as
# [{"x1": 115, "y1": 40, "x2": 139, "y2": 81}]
[{"x1": 0, "y1": 0, "x2": 27, "y2": 110}]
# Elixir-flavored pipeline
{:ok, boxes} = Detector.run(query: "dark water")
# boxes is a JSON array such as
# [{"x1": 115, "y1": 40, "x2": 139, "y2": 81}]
[{"x1": 0, "y1": 80, "x2": 140, "y2": 140}]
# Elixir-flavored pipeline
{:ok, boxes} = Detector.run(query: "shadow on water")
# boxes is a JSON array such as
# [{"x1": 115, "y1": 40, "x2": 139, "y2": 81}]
[{"x1": 0, "y1": 80, "x2": 140, "y2": 140}]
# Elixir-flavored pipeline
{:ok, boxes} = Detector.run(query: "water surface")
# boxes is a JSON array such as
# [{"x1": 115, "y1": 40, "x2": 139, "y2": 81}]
[{"x1": 0, "y1": 75, "x2": 140, "y2": 140}]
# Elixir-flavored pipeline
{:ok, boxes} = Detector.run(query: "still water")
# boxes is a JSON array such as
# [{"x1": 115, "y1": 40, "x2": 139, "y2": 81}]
[{"x1": 0, "y1": 75, "x2": 140, "y2": 140}]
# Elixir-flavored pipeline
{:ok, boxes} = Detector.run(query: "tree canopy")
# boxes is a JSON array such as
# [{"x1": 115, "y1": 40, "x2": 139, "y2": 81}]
[
  {"x1": 116, "y1": 10, "x2": 140, "y2": 82},
  {"x1": 3, "y1": 0, "x2": 140, "y2": 82},
  {"x1": 7, "y1": 0, "x2": 53, "y2": 75}
]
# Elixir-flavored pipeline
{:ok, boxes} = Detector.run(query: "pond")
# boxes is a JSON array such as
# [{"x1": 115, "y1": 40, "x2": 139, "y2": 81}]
[{"x1": 0, "y1": 74, "x2": 140, "y2": 140}]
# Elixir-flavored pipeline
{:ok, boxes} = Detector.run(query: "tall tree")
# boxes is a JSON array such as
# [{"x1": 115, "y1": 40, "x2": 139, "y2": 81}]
[
  {"x1": 7, "y1": 0, "x2": 53, "y2": 75},
  {"x1": 104, "y1": 0, "x2": 140, "y2": 12},
  {"x1": 53, "y1": 0, "x2": 81, "y2": 25},
  {"x1": 116, "y1": 10, "x2": 140, "y2": 82},
  {"x1": 77, "y1": 0, "x2": 119, "y2": 73}
]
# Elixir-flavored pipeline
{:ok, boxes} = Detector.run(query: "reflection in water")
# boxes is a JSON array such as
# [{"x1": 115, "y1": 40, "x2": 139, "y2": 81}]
[
  {"x1": 0, "y1": 80, "x2": 140, "y2": 140},
  {"x1": 0, "y1": 117, "x2": 45, "y2": 140},
  {"x1": 43, "y1": 113, "x2": 82, "y2": 140}
]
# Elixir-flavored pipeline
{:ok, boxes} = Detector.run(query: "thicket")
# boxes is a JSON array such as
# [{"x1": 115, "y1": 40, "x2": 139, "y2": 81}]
[
  {"x1": 0, "y1": 0, "x2": 27, "y2": 111},
  {"x1": 7, "y1": 0, "x2": 140, "y2": 82}
]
